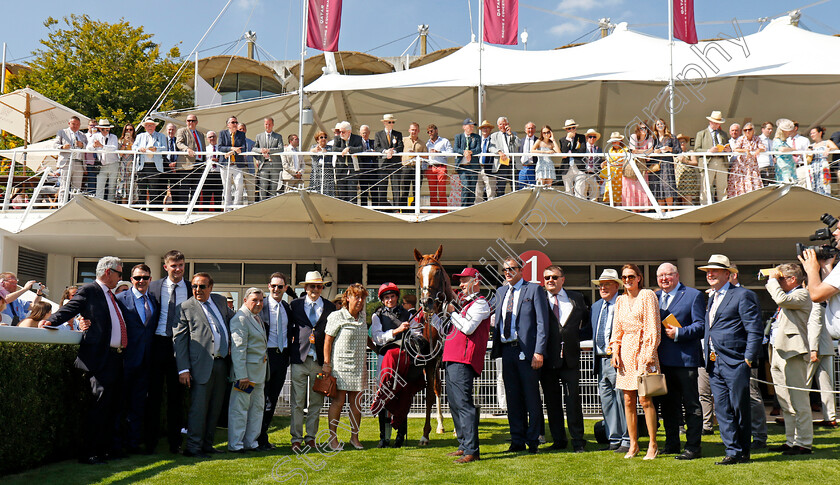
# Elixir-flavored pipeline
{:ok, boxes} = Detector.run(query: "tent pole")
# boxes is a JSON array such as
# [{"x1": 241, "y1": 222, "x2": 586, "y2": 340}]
[
  {"x1": 298, "y1": 0, "x2": 309, "y2": 146},
  {"x1": 1, "y1": 43, "x2": 6, "y2": 95},
  {"x1": 477, "y1": 0, "x2": 484, "y2": 124},
  {"x1": 194, "y1": 52, "x2": 199, "y2": 107},
  {"x1": 668, "y1": 0, "x2": 676, "y2": 133}
]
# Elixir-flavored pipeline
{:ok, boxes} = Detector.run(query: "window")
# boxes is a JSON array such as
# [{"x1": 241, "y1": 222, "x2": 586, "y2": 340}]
[
  {"x1": 193, "y1": 262, "x2": 241, "y2": 285},
  {"x1": 367, "y1": 264, "x2": 415, "y2": 286},
  {"x1": 244, "y1": 263, "x2": 291, "y2": 286}
]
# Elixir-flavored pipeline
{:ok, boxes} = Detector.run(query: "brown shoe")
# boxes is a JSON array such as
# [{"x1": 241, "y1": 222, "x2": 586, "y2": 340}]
[
  {"x1": 291, "y1": 442, "x2": 302, "y2": 452},
  {"x1": 455, "y1": 454, "x2": 479, "y2": 464},
  {"x1": 446, "y1": 450, "x2": 465, "y2": 457},
  {"x1": 305, "y1": 440, "x2": 316, "y2": 450}
]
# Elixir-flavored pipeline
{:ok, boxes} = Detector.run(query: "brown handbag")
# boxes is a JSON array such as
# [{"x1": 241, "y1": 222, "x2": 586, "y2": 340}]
[
  {"x1": 637, "y1": 371, "x2": 668, "y2": 397},
  {"x1": 313, "y1": 372, "x2": 337, "y2": 398}
]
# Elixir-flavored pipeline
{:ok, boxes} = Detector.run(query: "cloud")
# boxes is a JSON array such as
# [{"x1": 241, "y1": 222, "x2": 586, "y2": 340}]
[
  {"x1": 555, "y1": 0, "x2": 624, "y2": 11},
  {"x1": 237, "y1": 0, "x2": 261, "y2": 8},
  {"x1": 549, "y1": 22, "x2": 589, "y2": 37}
]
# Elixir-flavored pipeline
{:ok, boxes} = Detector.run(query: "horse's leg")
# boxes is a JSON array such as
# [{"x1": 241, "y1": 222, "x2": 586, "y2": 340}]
[
  {"x1": 434, "y1": 363, "x2": 445, "y2": 434},
  {"x1": 419, "y1": 368, "x2": 433, "y2": 445}
]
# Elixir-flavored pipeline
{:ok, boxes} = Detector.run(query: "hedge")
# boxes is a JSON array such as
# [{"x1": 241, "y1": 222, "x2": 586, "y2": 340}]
[{"x1": 0, "y1": 342, "x2": 87, "y2": 476}]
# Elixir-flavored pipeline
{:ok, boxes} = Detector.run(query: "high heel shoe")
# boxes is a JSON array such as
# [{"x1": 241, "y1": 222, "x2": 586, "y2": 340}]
[
  {"x1": 624, "y1": 449, "x2": 639, "y2": 459},
  {"x1": 643, "y1": 448, "x2": 659, "y2": 460},
  {"x1": 349, "y1": 440, "x2": 364, "y2": 450}
]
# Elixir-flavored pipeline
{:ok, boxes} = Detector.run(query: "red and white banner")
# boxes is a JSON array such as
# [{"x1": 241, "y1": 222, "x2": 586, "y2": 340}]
[
  {"x1": 483, "y1": 0, "x2": 518, "y2": 45},
  {"x1": 306, "y1": 0, "x2": 342, "y2": 52},
  {"x1": 673, "y1": 0, "x2": 698, "y2": 44}
]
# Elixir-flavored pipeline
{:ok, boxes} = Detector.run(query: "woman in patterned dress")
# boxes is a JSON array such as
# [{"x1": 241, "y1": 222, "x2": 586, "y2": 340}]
[
  {"x1": 773, "y1": 119, "x2": 797, "y2": 183},
  {"x1": 323, "y1": 283, "x2": 369, "y2": 450},
  {"x1": 531, "y1": 125, "x2": 561, "y2": 186},
  {"x1": 651, "y1": 119, "x2": 681, "y2": 207},
  {"x1": 610, "y1": 264, "x2": 661, "y2": 460},
  {"x1": 727, "y1": 122, "x2": 764, "y2": 198},
  {"x1": 309, "y1": 131, "x2": 336, "y2": 196},
  {"x1": 808, "y1": 125, "x2": 837, "y2": 195},
  {"x1": 674, "y1": 134, "x2": 700, "y2": 205},
  {"x1": 600, "y1": 132, "x2": 627, "y2": 205},
  {"x1": 625, "y1": 122, "x2": 654, "y2": 210}
]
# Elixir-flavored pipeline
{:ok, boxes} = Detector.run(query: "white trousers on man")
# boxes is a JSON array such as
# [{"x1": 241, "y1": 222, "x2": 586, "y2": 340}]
[
  {"x1": 228, "y1": 382, "x2": 265, "y2": 450},
  {"x1": 221, "y1": 165, "x2": 244, "y2": 206}
]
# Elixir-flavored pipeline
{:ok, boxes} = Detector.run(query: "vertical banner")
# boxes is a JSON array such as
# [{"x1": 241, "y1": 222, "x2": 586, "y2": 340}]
[
  {"x1": 306, "y1": 0, "x2": 342, "y2": 52},
  {"x1": 483, "y1": 0, "x2": 519, "y2": 45},
  {"x1": 673, "y1": 0, "x2": 698, "y2": 44}
]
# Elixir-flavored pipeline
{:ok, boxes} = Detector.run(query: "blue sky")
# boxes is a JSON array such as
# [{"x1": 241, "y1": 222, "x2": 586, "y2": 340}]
[{"x1": 2, "y1": 0, "x2": 837, "y2": 64}]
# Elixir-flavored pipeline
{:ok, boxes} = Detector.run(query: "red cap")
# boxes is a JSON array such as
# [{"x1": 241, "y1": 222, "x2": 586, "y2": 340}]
[
  {"x1": 453, "y1": 267, "x2": 479, "y2": 279},
  {"x1": 378, "y1": 282, "x2": 400, "y2": 299}
]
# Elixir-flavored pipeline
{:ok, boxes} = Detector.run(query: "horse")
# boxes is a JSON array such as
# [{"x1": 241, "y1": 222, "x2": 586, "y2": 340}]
[{"x1": 412, "y1": 244, "x2": 458, "y2": 445}]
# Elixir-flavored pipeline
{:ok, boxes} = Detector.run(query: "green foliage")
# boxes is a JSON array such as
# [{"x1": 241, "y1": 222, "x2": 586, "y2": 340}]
[
  {"x1": 12, "y1": 14, "x2": 192, "y2": 129},
  {"x1": 0, "y1": 342, "x2": 87, "y2": 476}
]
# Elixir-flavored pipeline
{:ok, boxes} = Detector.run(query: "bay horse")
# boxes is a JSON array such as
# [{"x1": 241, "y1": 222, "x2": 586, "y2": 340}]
[{"x1": 412, "y1": 245, "x2": 458, "y2": 445}]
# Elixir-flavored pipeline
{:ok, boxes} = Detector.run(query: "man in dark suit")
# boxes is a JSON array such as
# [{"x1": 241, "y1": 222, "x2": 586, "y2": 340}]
[
  {"x1": 174, "y1": 272, "x2": 235, "y2": 458},
  {"x1": 333, "y1": 121, "x2": 364, "y2": 202},
  {"x1": 540, "y1": 265, "x2": 591, "y2": 452},
  {"x1": 357, "y1": 125, "x2": 379, "y2": 206},
  {"x1": 217, "y1": 116, "x2": 248, "y2": 205},
  {"x1": 288, "y1": 271, "x2": 337, "y2": 451},
  {"x1": 256, "y1": 272, "x2": 293, "y2": 450},
  {"x1": 115, "y1": 263, "x2": 158, "y2": 455},
  {"x1": 174, "y1": 115, "x2": 205, "y2": 205},
  {"x1": 559, "y1": 119, "x2": 586, "y2": 195},
  {"x1": 490, "y1": 257, "x2": 549, "y2": 454},
  {"x1": 452, "y1": 118, "x2": 481, "y2": 206},
  {"x1": 654, "y1": 262, "x2": 707, "y2": 460},
  {"x1": 44, "y1": 256, "x2": 126, "y2": 465},
  {"x1": 145, "y1": 249, "x2": 191, "y2": 454},
  {"x1": 373, "y1": 114, "x2": 404, "y2": 207},
  {"x1": 699, "y1": 254, "x2": 763, "y2": 465}
]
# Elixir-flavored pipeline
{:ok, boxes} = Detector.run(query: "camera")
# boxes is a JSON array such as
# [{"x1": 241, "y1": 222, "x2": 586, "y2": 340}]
[
  {"x1": 31, "y1": 283, "x2": 41, "y2": 291},
  {"x1": 796, "y1": 213, "x2": 840, "y2": 260}
]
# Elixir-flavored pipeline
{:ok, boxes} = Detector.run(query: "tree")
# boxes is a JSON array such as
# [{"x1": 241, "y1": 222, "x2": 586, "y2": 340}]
[{"x1": 11, "y1": 14, "x2": 192, "y2": 130}]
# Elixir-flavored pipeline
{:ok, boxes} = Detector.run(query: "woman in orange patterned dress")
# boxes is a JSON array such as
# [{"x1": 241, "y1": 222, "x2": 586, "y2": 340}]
[{"x1": 610, "y1": 264, "x2": 661, "y2": 460}]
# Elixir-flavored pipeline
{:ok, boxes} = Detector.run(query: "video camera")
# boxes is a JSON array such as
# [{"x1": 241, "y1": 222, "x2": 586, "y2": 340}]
[{"x1": 796, "y1": 213, "x2": 840, "y2": 260}]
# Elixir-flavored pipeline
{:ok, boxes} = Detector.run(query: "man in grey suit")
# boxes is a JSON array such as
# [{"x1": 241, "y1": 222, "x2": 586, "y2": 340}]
[
  {"x1": 174, "y1": 115, "x2": 205, "y2": 205},
  {"x1": 227, "y1": 288, "x2": 268, "y2": 453},
  {"x1": 53, "y1": 115, "x2": 87, "y2": 200},
  {"x1": 174, "y1": 272, "x2": 235, "y2": 458},
  {"x1": 694, "y1": 111, "x2": 731, "y2": 203},
  {"x1": 254, "y1": 117, "x2": 284, "y2": 201},
  {"x1": 489, "y1": 116, "x2": 520, "y2": 198}
]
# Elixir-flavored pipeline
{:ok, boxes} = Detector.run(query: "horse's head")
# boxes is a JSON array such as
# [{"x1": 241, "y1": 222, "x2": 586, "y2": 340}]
[{"x1": 413, "y1": 245, "x2": 455, "y2": 316}]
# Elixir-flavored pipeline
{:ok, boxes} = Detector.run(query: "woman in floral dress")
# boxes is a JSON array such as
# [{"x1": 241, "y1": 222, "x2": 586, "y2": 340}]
[
  {"x1": 625, "y1": 122, "x2": 653, "y2": 209},
  {"x1": 773, "y1": 119, "x2": 797, "y2": 183},
  {"x1": 727, "y1": 122, "x2": 764, "y2": 198},
  {"x1": 808, "y1": 125, "x2": 837, "y2": 195},
  {"x1": 600, "y1": 132, "x2": 627, "y2": 205}
]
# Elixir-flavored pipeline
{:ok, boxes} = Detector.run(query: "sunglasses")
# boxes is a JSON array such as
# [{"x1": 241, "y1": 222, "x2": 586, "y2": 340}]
[
  {"x1": 109, "y1": 269, "x2": 122, "y2": 277},
  {"x1": 269, "y1": 284, "x2": 286, "y2": 289},
  {"x1": 385, "y1": 121, "x2": 395, "y2": 124},
  {"x1": 187, "y1": 119, "x2": 197, "y2": 123},
  {"x1": 544, "y1": 275, "x2": 561, "y2": 281},
  {"x1": 191, "y1": 284, "x2": 208, "y2": 289},
  {"x1": 427, "y1": 130, "x2": 436, "y2": 133},
  {"x1": 542, "y1": 131, "x2": 551, "y2": 134},
  {"x1": 744, "y1": 128, "x2": 754, "y2": 132},
  {"x1": 621, "y1": 275, "x2": 637, "y2": 281},
  {"x1": 318, "y1": 136, "x2": 327, "y2": 139},
  {"x1": 132, "y1": 275, "x2": 151, "y2": 281},
  {"x1": 587, "y1": 135, "x2": 597, "y2": 139},
  {"x1": 502, "y1": 267, "x2": 519, "y2": 273}
]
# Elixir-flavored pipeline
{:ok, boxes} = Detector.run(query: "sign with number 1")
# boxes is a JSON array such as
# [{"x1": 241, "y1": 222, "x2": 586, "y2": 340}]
[{"x1": 520, "y1": 250, "x2": 552, "y2": 286}]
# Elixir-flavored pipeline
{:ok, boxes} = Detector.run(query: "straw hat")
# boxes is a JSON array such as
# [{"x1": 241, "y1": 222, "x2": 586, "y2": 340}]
[
  {"x1": 606, "y1": 131, "x2": 624, "y2": 143},
  {"x1": 676, "y1": 133, "x2": 690, "y2": 142},
  {"x1": 591, "y1": 268, "x2": 623, "y2": 288},
  {"x1": 705, "y1": 111, "x2": 725, "y2": 124},
  {"x1": 777, "y1": 118, "x2": 795, "y2": 132},
  {"x1": 140, "y1": 118, "x2": 158, "y2": 127},
  {"x1": 96, "y1": 119, "x2": 114, "y2": 129},
  {"x1": 299, "y1": 271, "x2": 325, "y2": 286},
  {"x1": 698, "y1": 254, "x2": 738, "y2": 273},
  {"x1": 477, "y1": 119, "x2": 494, "y2": 129},
  {"x1": 381, "y1": 114, "x2": 397, "y2": 122},
  {"x1": 563, "y1": 119, "x2": 579, "y2": 129},
  {"x1": 584, "y1": 128, "x2": 600, "y2": 141}
]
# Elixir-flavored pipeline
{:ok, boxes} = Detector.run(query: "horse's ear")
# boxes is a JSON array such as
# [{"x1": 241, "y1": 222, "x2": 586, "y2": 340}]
[
  {"x1": 433, "y1": 245, "x2": 443, "y2": 261},
  {"x1": 413, "y1": 248, "x2": 423, "y2": 262}
]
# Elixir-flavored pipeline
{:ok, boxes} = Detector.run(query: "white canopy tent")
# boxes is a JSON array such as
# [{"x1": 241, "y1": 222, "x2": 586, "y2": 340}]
[
  {"x1": 0, "y1": 88, "x2": 90, "y2": 144},
  {"x1": 167, "y1": 15, "x2": 840, "y2": 142}
]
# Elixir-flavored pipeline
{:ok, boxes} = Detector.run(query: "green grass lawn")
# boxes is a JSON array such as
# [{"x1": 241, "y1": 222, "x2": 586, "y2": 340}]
[{"x1": 4, "y1": 417, "x2": 840, "y2": 484}]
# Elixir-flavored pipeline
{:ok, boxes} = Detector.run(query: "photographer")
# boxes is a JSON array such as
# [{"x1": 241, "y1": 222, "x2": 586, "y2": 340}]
[
  {"x1": 798, "y1": 221, "x2": 840, "y2": 339},
  {"x1": 1, "y1": 272, "x2": 44, "y2": 326}
]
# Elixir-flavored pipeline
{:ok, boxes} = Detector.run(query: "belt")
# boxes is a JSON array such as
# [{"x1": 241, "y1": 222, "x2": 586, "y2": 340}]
[
  {"x1": 268, "y1": 347, "x2": 287, "y2": 354},
  {"x1": 502, "y1": 340, "x2": 519, "y2": 348},
  {"x1": 109, "y1": 347, "x2": 124, "y2": 354},
  {"x1": 214, "y1": 356, "x2": 226, "y2": 360}
]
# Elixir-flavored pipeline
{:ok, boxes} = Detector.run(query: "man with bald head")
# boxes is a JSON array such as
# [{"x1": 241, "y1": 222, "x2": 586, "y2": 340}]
[{"x1": 654, "y1": 262, "x2": 707, "y2": 460}]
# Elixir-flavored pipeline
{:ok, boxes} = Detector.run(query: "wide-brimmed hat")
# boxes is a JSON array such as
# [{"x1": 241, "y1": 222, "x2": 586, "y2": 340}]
[
  {"x1": 140, "y1": 118, "x2": 157, "y2": 127},
  {"x1": 777, "y1": 118, "x2": 795, "y2": 132},
  {"x1": 591, "y1": 269, "x2": 623, "y2": 288},
  {"x1": 706, "y1": 111, "x2": 725, "y2": 124},
  {"x1": 607, "y1": 131, "x2": 624, "y2": 143},
  {"x1": 564, "y1": 119, "x2": 579, "y2": 129},
  {"x1": 676, "y1": 133, "x2": 691, "y2": 142},
  {"x1": 584, "y1": 128, "x2": 600, "y2": 141},
  {"x1": 462, "y1": 118, "x2": 476, "y2": 126},
  {"x1": 299, "y1": 271, "x2": 325, "y2": 286},
  {"x1": 477, "y1": 119, "x2": 493, "y2": 129},
  {"x1": 96, "y1": 119, "x2": 114, "y2": 129},
  {"x1": 381, "y1": 114, "x2": 397, "y2": 122},
  {"x1": 698, "y1": 254, "x2": 737, "y2": 273}
]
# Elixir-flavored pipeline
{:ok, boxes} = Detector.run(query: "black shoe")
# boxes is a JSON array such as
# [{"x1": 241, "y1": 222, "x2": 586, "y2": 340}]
[
  {"x1": 204, "y1": 448, "x2": 225, "y2": 454},
  {"x1": 105, "y1": 450, "x2": 127, "y2": 460},
  {"x1": 169, "y1": 445, "x2": 181, "y2": 454},
  {"x1": 715, "y1": 455, "x2": 741, "y2": 465},
  {"x1": 229, "y1": 448, "x2": 248, "y2": 454},
  {"x1": 601, "y1": 443, "x2": 620, "y2": 451},
  {"x1": 782, "y1": 446, "x2": 812, "y2": 456},
  {"x1": 770, "y1": 444, "x2": 792, "y2": 452},
  {"x1": 702, "y1": 429, "x2": 714, "y2": 436},
  {"x1": 507, "y1": 444, "x2": 526, "y2": 453},
  {"x1": 750, "y1": 441, "x2": 767, "y2": 450},
  {"x1": 79, "y1": 456, "x2": 106, "y2": 465},
  {"x1": 676, "y1": 450, "x2": 702, "y2": 460},
  {"x1": 573, "y1": 446, "x2": 586, "y2": 453},
  {"x1": 614, "y1": 445, "x2": 630, "y2": 454},
  {"x1": 183, "y1": 450, "x2": 209, "y2": 458},
  {"x1": 377, "y1": 439, "x2": 390, "y2": 448},
  {"x1": 547, "y1": 442, "x2": 567, "y2": 451},
  {"x1": 393, "y1": 434, "x2": 405, "y2": 448},
  {"x1": 528, "y1": 445, "x2": 539, "y2": 454},
  {"x1": 255, "y1": 443, "x2": 275, "y2": 452},
  {"x1": 662, "y1": 446, "x2": 681, "y2": 455}
]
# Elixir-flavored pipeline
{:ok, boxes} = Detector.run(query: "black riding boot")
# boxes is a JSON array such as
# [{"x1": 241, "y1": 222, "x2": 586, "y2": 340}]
[
  {"x1": 393, "y1": 421, "x2": 407, "y2": 448},
  {"x1": 377, "y1": 410, "x2": 391, "y2": 448}
]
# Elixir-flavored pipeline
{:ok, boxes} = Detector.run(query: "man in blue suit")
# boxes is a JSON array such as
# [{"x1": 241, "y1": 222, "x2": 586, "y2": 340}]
[
  {"x1": 490, "y1": 257, "x2": 549, "y2": 454},
  {"x1": 116, "y1": 263, "x2": 158, "y2": 454},
  {"x1": 699, "y1": 255, "x2": 763, "y2": 465},
  {"x1": 654, "y1": 263, "x2": 707, "y2": 460},
  {"x1": 452, "y1": 118, "x2": 481, "y2": 206},
  {"x1": 590, "y1": 269, "x2": 630, "y2": 453}
]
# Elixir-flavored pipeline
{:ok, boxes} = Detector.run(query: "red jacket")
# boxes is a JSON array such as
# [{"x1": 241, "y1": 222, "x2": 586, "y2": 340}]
[{"x1": 442, "y1": 297, "x2": 491, "y2": 375}]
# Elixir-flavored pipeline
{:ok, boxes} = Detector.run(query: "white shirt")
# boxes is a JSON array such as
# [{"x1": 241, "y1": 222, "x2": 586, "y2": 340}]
[
  {"x1": 548, "y1": 289, "x2": 573, "y2": 327},
  {"x1": 757, "y1": 133, "x2": 773, "y2": 168},
  {"x1": 426, "y1": 136, "x2": 453, "y2": 165},
  {"x1": 792, "y1": 134, "x2": 810, "y2": 164},
  {"x1": 304, "y1": 297, "x2": 323, "y2": 358},
  {"x1": 500, "y1": 279, "x2": 524, "y2": 343},
  {"x1": 449, "y1": 294, "x2": 492, "y2": 336},
  {"x1": 87, "y1": 133, "x2": 120, "y2": 165},
  {"x1": 267, "y1": 297, "x2": 288, "y2": 349},
  {"x1": 370, "y1": 310, "x2": 401, "y2": 346},
  {"x1": 95, "y1": 279, "x2": 125, "y2": 348},
  {"x1": 521, "y1": 136, "x2": 536, "y2": 165},
  {"x1": 156, "y1": 278, "x2": 188, "y2": 336},
  {"x1": 821, "y1": 264, "x2": 840, "y2": 334}
]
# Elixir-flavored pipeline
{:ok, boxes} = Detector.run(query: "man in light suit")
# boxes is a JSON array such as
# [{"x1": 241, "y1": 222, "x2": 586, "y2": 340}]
[
  {"x1": 53, "y1": 115, "x2": 87, "y2": 200},
  {"x1": 43, "y1": 256, "x2": 126, "y2": 465},
  {"x1": 217, "y1": 116, "x2": 247, "y2": 206},
  {"x1": 253, "y1": 117, "x2": 284, "y2": 201},
  {"x1": 228, "y1": 288, "x2": 267, "y2": 453},
  {"x1": 489, "y1": 116, "x2": 520, "y2": 197},
  {"x1": 281, "y1": 134, "x2": 304, "y2": 193},
  {"x1": 373, "y1": 114, "x2": 404, "y2": 207},
  {"x1": 174, "y1": 115, "x2": 205, "y2": 206},
  {"x1": 590, "y1": 269, "x2": 630, "y2": 453},
  {"x1": 654, "y1": 263, "x2": 707, "y2": 460},
  {"x1": 700, "y1": 254, "x2": 763, "y2": 465},
  {"x1": 257, "y1": 272, "x2": 293, "y2": 450},
  {"x1": 116, "y1": 263, "x2": 158, "y2": 455},
  {"x1": 693, "y1": 111, "x2": 731, "y2": 203},
  {"x1": 540, "y1": 265, "x2": 591, "y2": 452},
  {"x1": 333, "y1": 121, "x2": 364, "y2": 202},
  {"x1": 132, "y1": 118, "x2": 167, "y2": 205},
  {"x1": 490, "y1": 257, "x2": 549, "y2": 454},
  {"x1": 174, "y1": 272, "x2": 235, "y2": 458},
  {"x1": 765, "y1": 264, "x2": 814, "y2": 455},
  {"x1": 452, "y1": 118, "x2": 481, "y2": 207}
]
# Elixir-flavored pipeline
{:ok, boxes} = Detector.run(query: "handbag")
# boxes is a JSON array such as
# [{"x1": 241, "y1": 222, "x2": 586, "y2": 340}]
[
  {"x1": 622, "y1": 158, "x2": 647, "y2": 179},
  {"x1": 637, "y1": 370, "x2": 668, "y2": 397},
  {"x1": 313, "y1": 372, "x2": 337, "y2": 398}
]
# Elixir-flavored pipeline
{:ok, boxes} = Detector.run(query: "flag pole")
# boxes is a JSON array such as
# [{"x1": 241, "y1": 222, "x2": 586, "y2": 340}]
[
  {"x1": 668, "y1": 0, "x2": 676, "y2": 133},
  {"x1": 299, "y1": 0, "x2": 309, "y2": 144},
  {"x1": 478, "y1": 0, "x2": 484, "y2": 124}
]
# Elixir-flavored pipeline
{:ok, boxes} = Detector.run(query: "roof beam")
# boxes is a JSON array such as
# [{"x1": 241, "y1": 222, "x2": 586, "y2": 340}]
[
  {"x1": 75, "y1": 197, "x2": 140, "y2": 242},
  {"x1": 505, "y1": 189, "x2": 541, "y2": 243},
  {"x1": 299, "y1": 190, "x2": 332, "y2": 243},
  {"x1": 700, "y1": 186, "x2": 790, "y2": 242}
]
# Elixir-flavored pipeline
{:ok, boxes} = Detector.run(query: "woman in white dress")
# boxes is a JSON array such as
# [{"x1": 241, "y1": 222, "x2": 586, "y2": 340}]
[{"x1": 531, "y1": 125, "x2": 561, "y2": 187}]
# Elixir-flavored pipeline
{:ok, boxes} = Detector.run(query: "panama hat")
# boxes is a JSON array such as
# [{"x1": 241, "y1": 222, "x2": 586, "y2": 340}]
[
  {"x1": 591, "y1": 268, "x2": 623, "y2": 288},
  {"x1": 381, "y1": 114, "x2": 397, "y2": 122},
  {"x1": 706, "y1": 111, "x2": 725, "y2": 124},
  {"x1": 606, "y1": 131, "x2": 625, "y2": 143},
  {"x1": 676, "y1": 133, "x2": 691, "y2": 142},
  {"x1": 698, "y1": 254, "x2": 737, "y2": 273},
  {"x1": 777, "y1": 118, "x2": 795, "y2": 132},
  {"x1": 584, "y1": 128, "x2": 600, "y2": 141},
  {"x1": 477, "y1": 119, "x2": 494, "y2": 129},
  {"x1": 299, "y1": 271, "x2": 325, "y2": 286},
  {"x1": 140, "y1": 118, "x2": 158, "y2": 127},
  {"x1": 96, "y1": 119, "x2": 114, "y2": 129},
  {"x1": 563, "y1": 119, "x2": 579, "y2": 129}
]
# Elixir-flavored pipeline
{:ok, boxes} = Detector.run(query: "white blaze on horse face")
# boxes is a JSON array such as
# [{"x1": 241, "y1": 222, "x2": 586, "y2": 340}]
[{"x1": 420, "y1": 264, "x2": 433, "y2": 301}]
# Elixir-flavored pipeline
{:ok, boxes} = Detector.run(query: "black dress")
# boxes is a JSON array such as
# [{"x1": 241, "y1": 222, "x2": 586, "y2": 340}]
[{"x1": 651, "y1": 135, "x2": 681, "y2": 200}]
